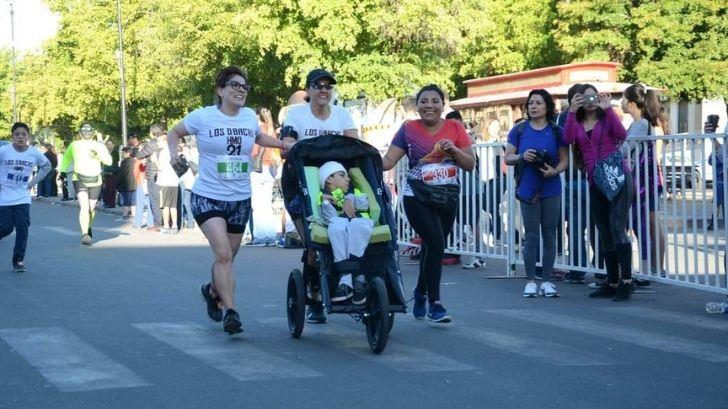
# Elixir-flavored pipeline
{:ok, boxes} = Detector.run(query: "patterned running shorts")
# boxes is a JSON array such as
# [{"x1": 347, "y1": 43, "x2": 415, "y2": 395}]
[{"x1": 190, "y1": 192, "x2": 251, "y2": 234}]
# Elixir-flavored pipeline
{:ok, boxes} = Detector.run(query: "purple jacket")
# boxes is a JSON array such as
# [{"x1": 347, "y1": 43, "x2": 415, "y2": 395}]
[{"x1": 563, "y1": 107, "x2": 628, "y2": 185}]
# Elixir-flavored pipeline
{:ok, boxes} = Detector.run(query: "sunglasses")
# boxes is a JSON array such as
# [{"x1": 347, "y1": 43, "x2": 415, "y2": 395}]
[
  {"x1": 225, "y1": 81, "x2": 252, "y2": 92},
  {"x1": 310, "y1": 83, "x2": 334, "y2": 91}
]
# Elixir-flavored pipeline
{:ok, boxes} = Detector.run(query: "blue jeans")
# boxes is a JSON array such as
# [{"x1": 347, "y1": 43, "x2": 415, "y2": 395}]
[{"x1": 0, "y1": 204, "x2": 31, "y2": 261}]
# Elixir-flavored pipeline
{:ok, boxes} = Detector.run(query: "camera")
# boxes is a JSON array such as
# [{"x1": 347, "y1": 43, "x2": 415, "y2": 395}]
[
  {"x1": 707, "y1": 114, "x2": 719, "y2": 127},
  {"x1": 530, "y1": 149, "x2": 551, "y2": 168},
  {"x1": 585, "y1": 94, "x2": 599, "y2": 104}
]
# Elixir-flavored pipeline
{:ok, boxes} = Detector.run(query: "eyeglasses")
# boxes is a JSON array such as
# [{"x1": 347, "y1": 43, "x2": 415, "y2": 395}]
[
  {"x1": 225, "y1": 81, "x2": 252, "y2": 92},
  {"x1": 310, "y1": 83, "x2": 333, "y2": 91}
]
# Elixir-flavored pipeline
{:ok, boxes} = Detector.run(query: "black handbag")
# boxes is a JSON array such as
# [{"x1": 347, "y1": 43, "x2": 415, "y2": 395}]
[
  {"x1": 407, "y1": 178, "x2": 460, "y2": 211},
  {"x1": 171, "y1": 154, "x2": 190, "y2": 177}
]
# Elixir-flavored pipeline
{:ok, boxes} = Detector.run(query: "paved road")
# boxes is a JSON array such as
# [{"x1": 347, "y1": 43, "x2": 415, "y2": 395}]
[{"x1": 1, "y1": 201, "x2": 727, "y2": 409}]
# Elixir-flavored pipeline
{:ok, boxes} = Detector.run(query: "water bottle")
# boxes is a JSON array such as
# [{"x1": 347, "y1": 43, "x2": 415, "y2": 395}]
[{"x1": 705, "y1": 301, "x2": 728, "y2": 313}]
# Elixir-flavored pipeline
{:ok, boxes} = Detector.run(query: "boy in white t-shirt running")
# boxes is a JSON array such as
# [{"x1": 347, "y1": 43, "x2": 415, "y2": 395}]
[{"x1": 0, "y1": 123, "x2": 51, "y2": 272}]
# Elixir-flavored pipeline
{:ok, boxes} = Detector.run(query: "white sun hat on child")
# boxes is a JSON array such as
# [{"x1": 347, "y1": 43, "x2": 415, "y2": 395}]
[{"x1": 318, "y1": 161, "x2": 347, "y2": 189}]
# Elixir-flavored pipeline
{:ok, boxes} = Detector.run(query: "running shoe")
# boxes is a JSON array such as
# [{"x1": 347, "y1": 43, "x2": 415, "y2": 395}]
[
  {"x1": 306, "y1": 304, "x2": 326, "y2": 324},
  {"x1": 462, "y1": 256, "x2": 486, "y2": 269},
  {"x1": 200, "y1": 283, "x2": 223, "y2": 322},
  {"x1": 223, "y1": 309, "x2": 243, "y2": 335},
  {"x1": 427, "y1": 302, "x2": 452, "y2": 324},
  {"x1": 613, "y1": 282, "x2": 633, "y2": 302},
  {"x1": 81, "y1": 234, "x2": 93, "y2": 246},
  {"x1": 412, "y1": 287, "x2": 427, "y2": 320},
  {"x1": 12, "y1": 259, "x2": 26, "y2": 273},
  {"x1": 589, "y1": 283, "x2": 617, "y2": 298},
  {"x1": 523, "y1": 282, "x2": 538, "y2": 298},
  {"x1": 539, "y1": 281, "x2": 559, "y2": 298}
]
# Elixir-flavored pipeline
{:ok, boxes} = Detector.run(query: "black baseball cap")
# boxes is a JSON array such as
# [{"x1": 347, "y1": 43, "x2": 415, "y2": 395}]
[{"x1": 306, "y1": 68, "x2": 336, "y2": 86}]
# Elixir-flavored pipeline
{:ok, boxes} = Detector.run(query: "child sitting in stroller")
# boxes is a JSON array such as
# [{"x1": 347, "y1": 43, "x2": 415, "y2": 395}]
[{"x1": 317, "y1": 161, "x2": 374, "y2": 305}]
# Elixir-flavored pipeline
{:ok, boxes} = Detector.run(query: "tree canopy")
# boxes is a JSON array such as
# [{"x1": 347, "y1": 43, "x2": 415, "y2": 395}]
[{"x1": 2, "y1": 0, "x2": 726, "y2": 142}]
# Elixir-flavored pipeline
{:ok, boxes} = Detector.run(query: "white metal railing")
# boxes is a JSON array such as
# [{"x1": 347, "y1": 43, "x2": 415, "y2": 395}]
[{"x1": 394, "y1": 133, "x2": 728, "y2": 295}]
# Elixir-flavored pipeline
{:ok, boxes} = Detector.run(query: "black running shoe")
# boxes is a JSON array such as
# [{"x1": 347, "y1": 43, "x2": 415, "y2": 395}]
[
  {"x1": 613, "y1": 282, "x2": 633, "y2": 302},
  {"x1": 589, "y1": 283, "x2": 617, "y2": 298},
  {"x1": 12, "y1": 259, "x2": 26, "y2": 273},
  {"x1": 633, "y1": 278, "x2": 651, "y2": 287},
  {"x1": 81, "y1": 234, "x2": 93, "y2": 246},
  {"x1": 306, "y1": 304, "x2": 326, "y2": 324},
  {"x1": 200, "y1": 283, "x2": 223, "y2": 322},
  {"x1": 223, "y1": 309, "x2": 243, "y2": 335}
]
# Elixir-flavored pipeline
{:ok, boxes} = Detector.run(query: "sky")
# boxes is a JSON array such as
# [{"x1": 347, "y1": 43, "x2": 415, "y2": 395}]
[{"x1": 0, "y1": 0, "x2": 59, "y2": 51}]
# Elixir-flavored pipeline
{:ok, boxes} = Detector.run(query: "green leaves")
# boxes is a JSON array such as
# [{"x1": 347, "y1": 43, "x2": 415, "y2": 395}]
[{"x1": 4, "y1": 0, "x2": 726, "y2": 142}]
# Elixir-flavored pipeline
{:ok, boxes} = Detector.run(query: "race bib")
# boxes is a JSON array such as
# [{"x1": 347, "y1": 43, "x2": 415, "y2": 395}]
[
  {"x1": 216, "y1": 155, "x2": 249, "y2": 180},
  {"x1": 421, "y1": 163, "x2": 458, "y2": 186}
]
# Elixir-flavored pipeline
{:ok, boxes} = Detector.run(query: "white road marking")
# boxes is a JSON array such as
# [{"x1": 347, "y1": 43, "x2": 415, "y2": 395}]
[{"x1": 0, "y1": 327, "x2": 149, "y2": 392}]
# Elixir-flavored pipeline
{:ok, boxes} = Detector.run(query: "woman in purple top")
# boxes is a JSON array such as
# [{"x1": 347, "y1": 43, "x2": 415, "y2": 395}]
[{"x1": 563, "y1": 84, "x2": 634, "y2": 301}]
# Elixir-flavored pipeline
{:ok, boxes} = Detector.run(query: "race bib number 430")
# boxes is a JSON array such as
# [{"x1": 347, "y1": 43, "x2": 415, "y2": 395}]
[
  {"x1": 216, "y1": 155, "x2": 249, "y2": 180},
  {"x1": 421, "y1": 163, "x2": 458, "y2": 186}
]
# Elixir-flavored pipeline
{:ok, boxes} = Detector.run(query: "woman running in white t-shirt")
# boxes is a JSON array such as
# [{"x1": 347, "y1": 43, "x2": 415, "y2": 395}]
[
  {"x1": 167, "y1": 66, "x2": 293, "y2": 335},
  {"x1": 280, "y1": 68, "x2": 359, "y2": 324}
]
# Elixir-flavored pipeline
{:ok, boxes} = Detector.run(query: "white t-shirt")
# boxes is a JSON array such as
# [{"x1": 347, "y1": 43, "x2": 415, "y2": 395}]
[
  {"x1": 155, "y1": 145, "x2": 179, "y2": 187},
  {"x1": 283, "y1": 104, "x2": 357, "y2": 140},
  {"x1": 0, "y1": 144, "x2": 50, "y2": 206},
  {"x1": 184, "y1": 105, "x2": 260, "y2": 201}
]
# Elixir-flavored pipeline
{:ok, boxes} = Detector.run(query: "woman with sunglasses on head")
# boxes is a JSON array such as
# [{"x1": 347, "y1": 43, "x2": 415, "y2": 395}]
[
  {"x1": 564, "y1": 84, "x2": 633, "y2": 301},
  {"x1": 280, "y1": 68, "x2": 359, "y2": 324},
  {"x1": 167, "y1": 66, "x2": 293, "y2": 335}
]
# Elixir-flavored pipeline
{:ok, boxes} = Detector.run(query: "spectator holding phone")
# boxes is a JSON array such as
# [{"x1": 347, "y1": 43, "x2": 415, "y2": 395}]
[
  {"x1": 504, "y1": 89, "x2": 568, "y2": 298},
  {"x1": 564, "y1": 84, "x2": 633, "y2": 301}
]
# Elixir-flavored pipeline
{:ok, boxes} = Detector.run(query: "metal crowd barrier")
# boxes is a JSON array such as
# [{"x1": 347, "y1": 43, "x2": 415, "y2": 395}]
[{"x1": 393, "y1": 133, "x2": 728, "y2": 295}]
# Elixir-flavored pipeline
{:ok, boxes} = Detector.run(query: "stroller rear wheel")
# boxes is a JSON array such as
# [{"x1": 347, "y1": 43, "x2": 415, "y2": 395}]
[
  {"x1": 287, "y1": 269, "x2": 305, "y2": 338},
  {"x1": 365, "y1": 277, "x2": 390, "y2": 354}
]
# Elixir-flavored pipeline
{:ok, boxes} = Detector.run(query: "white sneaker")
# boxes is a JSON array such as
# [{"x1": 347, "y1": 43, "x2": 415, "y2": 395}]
[
  {"x1": 523, "y1": 282, "x2": 538, "y2": 298},
  {"x1": 461, "y1": 256, "x2": 486, "y2": 269},
  {"x1": 540, "y1": 281, "x2": 559, "y2": 298}
]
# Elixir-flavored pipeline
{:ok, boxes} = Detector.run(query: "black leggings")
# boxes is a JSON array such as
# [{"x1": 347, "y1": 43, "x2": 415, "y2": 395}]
[
  {"x1": 404, "y1": 196, "x2": 457, "y2": 302},
  {"x1": 590, "y1": 173, "x2": 634, "y2": 283}
]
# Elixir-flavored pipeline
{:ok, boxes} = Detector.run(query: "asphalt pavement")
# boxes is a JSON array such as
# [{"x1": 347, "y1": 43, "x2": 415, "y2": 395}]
[{"x1": 0, "y1": 200, "x2": 726, "y2": 409}]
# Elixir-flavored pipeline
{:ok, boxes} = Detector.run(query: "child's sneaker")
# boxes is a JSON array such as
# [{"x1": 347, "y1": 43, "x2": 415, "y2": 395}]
[
  {"x1": 352, "y1": 275, "x2": 367, "y2": 306},
  {"x1": 331, "y1": 284, "x2": 352, "y2": 302},
  {"x1": 427, "y1": 302, "x2": 451, "y2": 324},
  {"x1": 412, "y1": 287, "x2": 427, "y2": 320}
]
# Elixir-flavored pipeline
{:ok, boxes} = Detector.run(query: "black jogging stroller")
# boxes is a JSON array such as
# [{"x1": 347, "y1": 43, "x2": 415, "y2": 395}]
[{"x1": 282, "y1": 134, "x2": 407, "y2": 354}]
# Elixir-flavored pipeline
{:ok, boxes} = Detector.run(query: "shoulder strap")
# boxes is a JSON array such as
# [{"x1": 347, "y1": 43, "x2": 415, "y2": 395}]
[{"x1": 514, "y1": 121, "x2": 527, "y2": 149}]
